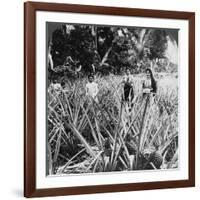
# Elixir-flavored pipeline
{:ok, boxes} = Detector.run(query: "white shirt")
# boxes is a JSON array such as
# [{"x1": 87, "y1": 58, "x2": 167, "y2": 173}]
[
  {"x1": 143, "y1": 79, "x2": 152, "y2": 94},
  {"x1": 144, "y1": 79, "x2": 151, "y2": 88},
  {"x1": 123, "y1": 74, "x2": 133, "y2": 83},
  {"x1": 86, "y1": 82, "x2": 98, "y2": 99},
  {"x1": 48, "y1": 83, "x2": 62, "y2": 93},
  {"x1": 53, "y1": 83, "x2": 62, "y2": 91}
]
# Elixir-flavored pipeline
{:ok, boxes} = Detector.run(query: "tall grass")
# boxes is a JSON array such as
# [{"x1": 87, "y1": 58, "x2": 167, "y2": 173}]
[{"x1": 47, "y1": 74, "x2": 178, "y2": 175}]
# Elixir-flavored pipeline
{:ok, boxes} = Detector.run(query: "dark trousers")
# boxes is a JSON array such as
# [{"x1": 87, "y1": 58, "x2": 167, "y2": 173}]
[{"x1": 123, "y1": 83, "x2": 134, "y2": 102}]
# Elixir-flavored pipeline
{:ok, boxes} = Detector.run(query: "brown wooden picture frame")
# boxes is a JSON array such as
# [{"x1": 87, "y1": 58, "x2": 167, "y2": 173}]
[{"x1": 24, "y1": 1, "x2": 195, "y2": 198}]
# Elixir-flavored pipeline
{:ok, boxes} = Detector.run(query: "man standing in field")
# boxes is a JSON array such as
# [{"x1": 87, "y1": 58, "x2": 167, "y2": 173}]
[
  {"x1": 86, "y1": 74, "x2": 99, "y2": 103},
  {"x1": 122, "y1": 68, "x2": 134, "y2": 104},
  {"x1": 48, "y1": 79, "x2": 62, "y2": 95}
]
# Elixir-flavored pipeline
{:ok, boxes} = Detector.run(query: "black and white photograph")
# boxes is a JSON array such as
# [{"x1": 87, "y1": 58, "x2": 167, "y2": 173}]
[{"x1": 46, "y1": 22, "x2": 179, "y2": 176}]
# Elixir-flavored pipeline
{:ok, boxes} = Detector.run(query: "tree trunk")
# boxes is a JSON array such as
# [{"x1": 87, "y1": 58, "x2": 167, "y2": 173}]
[{"x1": 100, "y1": 47, "x2": 112, "y2": 66}]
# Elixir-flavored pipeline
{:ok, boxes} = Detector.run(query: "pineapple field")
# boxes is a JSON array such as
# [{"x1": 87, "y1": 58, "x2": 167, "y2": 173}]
[{"x1": 47, "y1": 73, "x2": 178, "y2": 175}]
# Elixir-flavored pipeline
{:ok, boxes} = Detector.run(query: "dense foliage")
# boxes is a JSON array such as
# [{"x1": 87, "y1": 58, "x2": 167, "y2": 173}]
[{"x1": 48, "y1": 24, "x2": 172, "y2": 80}]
